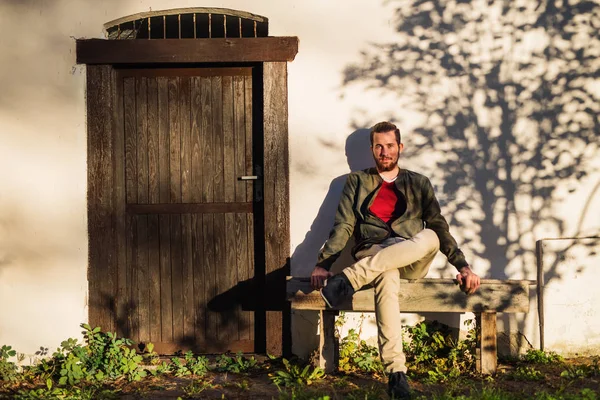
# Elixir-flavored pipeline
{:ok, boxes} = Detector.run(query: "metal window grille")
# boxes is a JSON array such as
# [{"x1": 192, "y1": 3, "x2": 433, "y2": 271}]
[{"x1": 104, "y1": 7, "x2": 268, "y2": 40}]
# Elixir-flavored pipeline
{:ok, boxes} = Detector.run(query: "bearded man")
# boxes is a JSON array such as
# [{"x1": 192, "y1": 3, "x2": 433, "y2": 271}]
[{"x1": 310, "y1": 121, "x2": 480, "y2": 399}]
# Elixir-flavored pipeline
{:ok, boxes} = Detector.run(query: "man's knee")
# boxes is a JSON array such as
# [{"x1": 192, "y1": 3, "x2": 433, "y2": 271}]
[
  {"x1": 373, "y1": 268, "x2": 400, "y2": 288},
  {"x1": 419, "y1": 228, "x2": 440, "y2": 254}
]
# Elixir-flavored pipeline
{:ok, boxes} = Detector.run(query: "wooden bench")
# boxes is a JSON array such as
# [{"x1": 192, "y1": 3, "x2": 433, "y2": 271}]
[{"x1": 286, "y1": 277, "x2": 531, "y2": 374}]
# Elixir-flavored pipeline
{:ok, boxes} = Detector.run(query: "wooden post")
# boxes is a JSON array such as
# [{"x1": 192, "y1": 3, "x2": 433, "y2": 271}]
[
  {"x1": 319, "y1": 310, "x2": 338, "y2": 373},
  {"x1": 477, "y1": 311, "x2": 498, "y2": 374}
]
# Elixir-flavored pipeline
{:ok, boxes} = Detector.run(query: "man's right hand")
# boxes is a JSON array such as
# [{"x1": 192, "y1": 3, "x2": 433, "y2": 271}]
[{"x1": 311, "y1": 267, "x2": 333, "y2": 290}]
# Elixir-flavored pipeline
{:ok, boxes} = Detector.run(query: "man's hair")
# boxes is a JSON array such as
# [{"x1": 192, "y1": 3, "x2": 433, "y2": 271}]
[{"x1": 370, "y1": 121, "x2": 401, "y2": 145}]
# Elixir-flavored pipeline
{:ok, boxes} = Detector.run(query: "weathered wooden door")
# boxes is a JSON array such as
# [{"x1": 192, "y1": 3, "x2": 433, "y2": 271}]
[{"x1": 115, "y1": 67, "x2": 256, "y2": 353}]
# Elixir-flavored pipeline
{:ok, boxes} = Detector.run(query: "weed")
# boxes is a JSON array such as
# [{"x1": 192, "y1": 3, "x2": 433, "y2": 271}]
[
  {"x1": 182, "y1": 379, "x2": 216, "y2": 396},
  {"x1": 533, "y1": 388, "x2": 598, "y2": 400},
  {"x1": 561, "y1": 358, "x2": 600, "y2": 380},
  {"x1": 339, "y1": 328, "x2": 384, "y2": 374},
  {"x1": 215, "y1": 352, "x2": 257, "y2": 373},
  {"x1": 522, "y1": 349, "x2": 563, "y2": 364},
  {"x1": 171, "y1": 357, "x2": 191, "y2": 377},
  {"x1": 184, "y1": 351, "x2": 210, "y2": 376},
  {"x1": 0, "y1": 345, "x2": 18, "y2": 382},
  {"x1": 14, "y1": 381, "x2": 119, "y2": 400},
  {"x1": 336, "y1": 313, "x2": 384, "y2": 374},
  {"x1": 509, "y1": 366, "x2": 545, "y2": 381},
  {"x1": 270, "y1": 358, "x2": 325, "y2": 388},
  {"x1": 58, "y1": 324, "x2": 146, "y2": 384},
  {"x1": 404, "y1": 320, "x2": 476, "y2": 382}
]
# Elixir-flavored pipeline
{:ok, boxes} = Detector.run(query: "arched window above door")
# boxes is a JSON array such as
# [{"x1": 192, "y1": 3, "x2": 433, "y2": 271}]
[{"x1": 104, "y1": 7, "x2": 269, "y2": 40}]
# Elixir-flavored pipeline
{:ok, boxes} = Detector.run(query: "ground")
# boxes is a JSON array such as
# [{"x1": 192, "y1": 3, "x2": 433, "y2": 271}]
[{"x1": 1, "y1": 355, "x2": 598, "y2": 399}]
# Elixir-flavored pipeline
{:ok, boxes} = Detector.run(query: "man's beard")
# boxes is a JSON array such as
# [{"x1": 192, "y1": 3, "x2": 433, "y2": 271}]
[{"x1": 375, "y1": 156, "x2": 399, "y2": 172}]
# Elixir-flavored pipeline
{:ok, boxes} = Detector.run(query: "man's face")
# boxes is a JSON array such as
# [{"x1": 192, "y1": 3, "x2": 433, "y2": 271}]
[{"x1": 371, "y1": 130, "x2": 403, "y2": 172}]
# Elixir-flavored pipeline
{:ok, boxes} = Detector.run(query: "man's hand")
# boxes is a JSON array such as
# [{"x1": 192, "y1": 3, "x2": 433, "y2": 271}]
[
  {"x1": 456, "y1": 266, "x2": 480, "y2": 295},
  {"x1": 311, "y1": 267, "x2": 333, "y2": 290}
]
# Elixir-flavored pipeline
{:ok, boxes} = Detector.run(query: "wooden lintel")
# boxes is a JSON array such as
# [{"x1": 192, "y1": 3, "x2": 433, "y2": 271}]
[
  {"x1": 287, "y1": 277, "x2": 530, "y2": 313},
  {"x1": 76, "y1": 37, "x2": 299, "y2": 64}
]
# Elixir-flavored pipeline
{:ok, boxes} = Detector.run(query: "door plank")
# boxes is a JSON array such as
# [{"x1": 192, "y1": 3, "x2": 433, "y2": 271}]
[
  {"x1": 224, "y1": 213, "x2": 239, "y2": 342},
  {"x1": 148, "y1": 214, "x2": 161, "y2": 343},
  {"x1": 124, "y1": 78, "x2": 138, "y2": 204},
  {"x1": 159, "y1": 215, "x2": 173, "y2": 343},
  {"x1": 202, "y1": 214, "x2": 217, "y2": 346},
  {"x1": 235, "y1": 212, "x2": 250, "y2": 341},
  {"x1": 192, "y1": 215, "x2": 206, "y2": 345},
  {"x1": 222, "y1": 76, "x2": 235, "y2": 203},
  {"x1": 201, "y1": 77, "x2": 213, "y2": 202},
  {"x1": 126, "y1": 214, "x2": 138, "y2": 342},
  {"x1": 234, "y1": 76, "x2": 246, "y2": 203},
  {"x1": 136, "y1": 77, "x2": 149, "y2": 204},
  {"x1": 180, "y1": 77, "x2": 192, "y2": 203},
  {"x1": 171, "y1": 214, "x2": 184, "y2": 343},
  {"x1": 148, "y1": 78, "x2": 160, "y2": 204},
  {"x1": 136, "y1": 215, "x2": 150, "y2": 342},
  {"x1": 212, "y1": 76, "x2": 224, "y2": 203},
  {"x1": 190, "y1": 77, "x2": 203, "y2": 203},
  {"x1": 213, "y1": 213, "x2": 228, "y2": 346},
  {"x1": 244, "y1": 75, "x2": 253, "y2": 201},
  {"x1": 158, "y1": 78, "x2": 170, "y2": 204},
  {"x1": 247, "y1": 213, "x2": 255, "y2": 340},
  {"x1": 169, "y1": 77, "x2": 181, "y2": 203},
  {"x1": 181, "y1": 214, "x2": 195, "y2": 343}
]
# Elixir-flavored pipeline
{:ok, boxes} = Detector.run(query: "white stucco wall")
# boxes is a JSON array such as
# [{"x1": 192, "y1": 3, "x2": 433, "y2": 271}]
[{"x1": 0, "y1": 0, "x2": 598, "y2": 361}]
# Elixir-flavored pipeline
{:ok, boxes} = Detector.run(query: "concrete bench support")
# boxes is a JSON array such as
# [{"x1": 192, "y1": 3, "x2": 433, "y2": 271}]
[{"x1": 287, "y1": 277, "x2": 530, "y2": 375}]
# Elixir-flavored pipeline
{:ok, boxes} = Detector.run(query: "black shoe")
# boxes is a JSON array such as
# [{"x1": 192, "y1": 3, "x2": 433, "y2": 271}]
[
  {"x1": 320, "y1": 274, "x2": 355, "y2": 308},
  {"x1": 388, "y1": 371, "x2": 410, "y2": 399}
]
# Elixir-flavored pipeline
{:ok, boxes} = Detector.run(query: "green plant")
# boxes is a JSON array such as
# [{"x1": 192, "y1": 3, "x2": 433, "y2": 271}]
[
  {"x1": 184, "y1": 351, "x2": 210, "y2": 376},
  {"x1": 36, "y1": 324, "x2": 147, "y2": 386},
  {"x1": 509, "y1": 366, "x2": 545, "y2": 381},
  {"x1": 403, "y1": 320, "x2": 476, "y2": 382},
  {"x1": 215, "y1": 352, "x2": 257, "y2": 373},
  {"x1": 270, "y1": 358, "x2": 325, "y2": 388},
  {"x1": 534, "y1": 388, "x2": 598, "y2": 400},
  {"x1": 0, "y1": 345, "x2": 18, "y2": 382},
  {"x1": 338, "y1": 328, "x2": 383, "y2": 374},
  {"x1": 522, "y1": 349, "x2": 563, "y2": 364},
  {"x1": 561, "y1": 358, "x2": 600, "y2": 380},
  {"x1": 14, "y1": 380, "x2": 119, "y2": 400},
  {"x1": 171, "y1": 357, "x2": 190, "y2": 377},
  {"x1": 182, "y1": 379, "x2": 216, "y2": 396}
]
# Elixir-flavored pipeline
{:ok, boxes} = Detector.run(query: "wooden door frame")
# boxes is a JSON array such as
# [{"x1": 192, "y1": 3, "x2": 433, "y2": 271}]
[{"x1": 79, "y1": 37, "x2": 298, "y2": 355}]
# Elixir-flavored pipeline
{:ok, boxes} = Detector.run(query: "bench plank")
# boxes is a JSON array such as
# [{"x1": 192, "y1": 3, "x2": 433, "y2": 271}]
[{"x1": 287, "y1": 278, "x2": 529, "y2": 313}]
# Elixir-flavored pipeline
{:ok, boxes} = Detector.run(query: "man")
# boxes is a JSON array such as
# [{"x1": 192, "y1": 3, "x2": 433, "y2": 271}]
[{"x1": 310, "y1": 121, "x2": 480, "y2": 399}]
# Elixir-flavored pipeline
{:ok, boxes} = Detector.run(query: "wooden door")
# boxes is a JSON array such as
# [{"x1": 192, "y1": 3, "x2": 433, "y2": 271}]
[{"x1": 115, "y1": 67, "x2": 256, "y2": 353}]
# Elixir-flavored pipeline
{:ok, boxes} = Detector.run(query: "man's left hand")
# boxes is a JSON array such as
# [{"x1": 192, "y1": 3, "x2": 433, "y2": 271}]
[{"x1": 456, "y1": 266, "x2": 480, "y2": 295}]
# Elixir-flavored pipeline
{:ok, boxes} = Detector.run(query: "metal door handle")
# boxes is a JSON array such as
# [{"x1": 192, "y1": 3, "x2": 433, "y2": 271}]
[{"x1": 238, "y1": 176, "x2": 258, "y2": 180}]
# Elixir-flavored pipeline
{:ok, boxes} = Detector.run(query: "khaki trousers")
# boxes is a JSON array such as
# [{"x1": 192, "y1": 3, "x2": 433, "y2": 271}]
[{"x1": 342, "y1": 228, "x2": 440, "y2": 373}]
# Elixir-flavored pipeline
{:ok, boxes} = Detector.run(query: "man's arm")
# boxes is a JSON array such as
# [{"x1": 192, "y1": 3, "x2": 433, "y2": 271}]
[
  {"x1": 421, "y1": 177, "x2": 480, "y2": 294},
  {"x1": 311, "y1": 174, "x2": 358, "y2": 289}
]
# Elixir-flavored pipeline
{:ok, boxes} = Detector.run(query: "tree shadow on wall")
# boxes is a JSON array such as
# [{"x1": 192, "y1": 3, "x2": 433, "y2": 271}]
[
  {"x1": 291, "y1": 128, "x2": 374, "y2": 278},
  {"x1": 342, "y1": 0, "x2": 600, "y2": 348}
]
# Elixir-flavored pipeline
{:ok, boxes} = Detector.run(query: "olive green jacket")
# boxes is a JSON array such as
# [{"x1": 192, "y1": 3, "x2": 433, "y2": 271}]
[{"x1": 316, "y1": 168, "x2": 468, "y2": 271}]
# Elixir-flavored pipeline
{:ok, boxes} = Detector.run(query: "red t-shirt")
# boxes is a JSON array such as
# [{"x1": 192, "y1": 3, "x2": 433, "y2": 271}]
[{"x1": 370, "y1": 181, "x2": 406, "y2": 224}]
